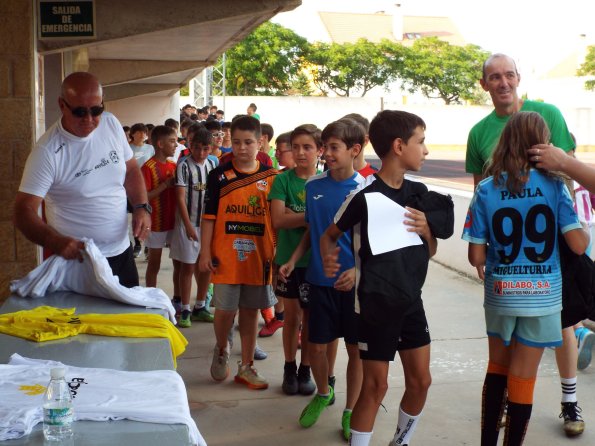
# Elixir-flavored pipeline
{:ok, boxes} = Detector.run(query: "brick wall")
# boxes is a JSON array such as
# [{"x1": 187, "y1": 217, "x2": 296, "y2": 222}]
[{"x1": 0, "y1": 1, "x2": 37, "y2": 301}]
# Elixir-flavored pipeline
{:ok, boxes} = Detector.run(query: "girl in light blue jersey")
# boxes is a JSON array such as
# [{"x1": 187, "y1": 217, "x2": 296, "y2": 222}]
[{"x1": 462, "y1": 112, "x2": 588, "y2": 446}]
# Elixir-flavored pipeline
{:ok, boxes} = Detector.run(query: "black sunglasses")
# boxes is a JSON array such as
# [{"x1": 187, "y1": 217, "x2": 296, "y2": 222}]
[{"x1": 62, "y1": 98, "x2": 105, "y2": 118}]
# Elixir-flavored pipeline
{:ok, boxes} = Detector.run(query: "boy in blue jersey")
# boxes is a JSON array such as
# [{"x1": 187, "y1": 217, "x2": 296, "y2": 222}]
[
  {"x1": 281, "y1": 119, "x2": 365, "y2": 438},
  {"x1": 463, "y1": 112, "x2": 588, "y2": 445}
]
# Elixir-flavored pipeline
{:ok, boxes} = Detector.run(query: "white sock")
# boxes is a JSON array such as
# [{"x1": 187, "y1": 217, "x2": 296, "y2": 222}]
[
  {"x1": 182, "y1": 304, "x2": 191, "y2": 311},
  {"x1": 349, "y1": 429, "x2": 372, "y2": 446},
  {"x1": 194, "y1": 300, "x2": 205, "y2": 310},
  {"x1": 561, "y1": 377, "x2": 578, "y2": 403},
  {"x1": 393, "y1": 406, "x2": 422, "y2": 445}
]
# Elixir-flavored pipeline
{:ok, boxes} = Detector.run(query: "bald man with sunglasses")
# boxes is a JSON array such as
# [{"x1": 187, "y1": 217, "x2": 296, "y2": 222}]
[{"x1": 14, "y1": 72, "x2": 151, "y2": 287}]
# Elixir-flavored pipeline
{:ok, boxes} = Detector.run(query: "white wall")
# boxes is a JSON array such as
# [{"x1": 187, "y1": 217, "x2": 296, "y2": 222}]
[
  {"x1": 106, "y1": 93, "x2": 181, "y2": 128},
  {"x1": 206, "y1": 96, "x2": 595, "y2": 146},
  {"x1": 212, "y1": 95, "x2": 383, "y2": 136}
]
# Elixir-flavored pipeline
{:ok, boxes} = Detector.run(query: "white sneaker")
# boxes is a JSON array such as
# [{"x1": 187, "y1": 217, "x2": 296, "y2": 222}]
[{"x1": 210, "y1": 346, "x2": 229, "y2": 381}]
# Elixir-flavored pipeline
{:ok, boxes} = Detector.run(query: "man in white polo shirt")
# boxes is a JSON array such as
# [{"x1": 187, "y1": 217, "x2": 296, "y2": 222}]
[{"x1": 14, "y1": 72, "x2": 151, "y2": 287}]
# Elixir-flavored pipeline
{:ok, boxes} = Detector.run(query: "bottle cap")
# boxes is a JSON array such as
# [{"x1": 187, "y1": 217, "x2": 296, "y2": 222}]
[{"x1": 50, "y1": 367, "x2": 66, "y2": 379}]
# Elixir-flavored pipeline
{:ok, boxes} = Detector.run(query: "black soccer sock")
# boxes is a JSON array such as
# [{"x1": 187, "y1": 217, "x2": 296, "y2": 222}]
[
  {"x1": 503, "y1": 401, "x2": 532, "y2": 446},
  {"x1": 297, "y1": 363, "x2": 310, "y2": 375},
  {"x1": 503, "y1": 374, "x2": 536, "y2": 446},
  {"x1": 275, "y1": 310, "x2": 285, "y2": 321},
  {"x1": 284, "y1": 360, "x2": 297, "y2": 373},
  {"x1": 481, "y1": 362, "x2": 508, "y2": 446}
]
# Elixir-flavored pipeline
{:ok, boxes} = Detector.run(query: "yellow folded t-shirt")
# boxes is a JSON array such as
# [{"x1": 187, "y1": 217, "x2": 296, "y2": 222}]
[{"x1": 0, "y1": 306, "x2": 187, "y2": 367}]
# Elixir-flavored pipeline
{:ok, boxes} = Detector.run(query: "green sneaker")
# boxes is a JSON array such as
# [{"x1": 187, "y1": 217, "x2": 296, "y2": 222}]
[
  {"x1": 178, "y1": 309, "x2": 192, "y2": 328},
  {"x1": 328, "y1": 375, "x2": 336, "y2": 405},
  {"x1": 299, "y1": 387, "x2": 334, "y2": 428},
  {"x1": 341, "y1": 410, "x2": 352, "y2": 440},
  {"x1": 191, "y1": 306, "x2": 214, "y2": 322}
]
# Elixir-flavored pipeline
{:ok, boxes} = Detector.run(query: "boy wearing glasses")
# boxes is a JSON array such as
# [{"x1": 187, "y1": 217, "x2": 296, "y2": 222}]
[
  {"x1": 220, "y1": 122, "x2": 232, "y2": 154},
  {"x1": 274, "y1": 132, "x2": 295, "y2": 171},
  {"x1": 204, "y1": 120, "x2": 225, "y2": 160}
]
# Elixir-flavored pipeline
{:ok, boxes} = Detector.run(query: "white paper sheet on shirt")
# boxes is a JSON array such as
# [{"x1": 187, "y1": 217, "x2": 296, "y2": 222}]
[{"x1": 364, "y1": 192, "x2": 423, "y2": 255}]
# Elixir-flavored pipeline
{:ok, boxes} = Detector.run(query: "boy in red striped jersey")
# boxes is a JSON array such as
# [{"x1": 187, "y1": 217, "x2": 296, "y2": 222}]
[{"x1": 141, "y1": 125, "x2": 177, "y2": 289}]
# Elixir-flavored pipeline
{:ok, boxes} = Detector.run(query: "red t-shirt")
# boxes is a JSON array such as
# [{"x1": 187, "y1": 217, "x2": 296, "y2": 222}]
[
  {"x1": 357, "y1": 162, "x2": 378, "y2": 178},
  {"x1": 141, "y1": 157, "x2": 177, "y2": 232}
]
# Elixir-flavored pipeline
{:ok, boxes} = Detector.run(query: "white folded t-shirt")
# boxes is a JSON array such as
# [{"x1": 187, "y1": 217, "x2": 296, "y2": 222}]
[
  {"x1": 9, "y1": 239, "x2": 176, "y2": 323},
  {"x1": 1, "y1": 354, "x2": 204, "y2": 445}
]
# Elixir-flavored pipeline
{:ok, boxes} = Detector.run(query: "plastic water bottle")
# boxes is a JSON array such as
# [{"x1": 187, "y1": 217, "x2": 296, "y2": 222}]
[{"x1": 43, "y1": 367, "x2": 73, "y2": 441}]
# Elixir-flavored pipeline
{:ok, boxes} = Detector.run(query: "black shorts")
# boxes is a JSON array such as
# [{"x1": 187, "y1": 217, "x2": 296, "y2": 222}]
[
  {"x1": 275, "y1": 267, "x2": 309, "y2": 309},
  {"x1": 358, "y1": 297, "x2": 430, "y2": 361},
  {"x1": 562, "y1": 301, "x2": 585, "y2": 329},
  {"x1": 107, "y1": 244, "x2": 139, "y2": 288},
  {"x1": 308, "y1": 284, "x2": 358, "y2": 345}
]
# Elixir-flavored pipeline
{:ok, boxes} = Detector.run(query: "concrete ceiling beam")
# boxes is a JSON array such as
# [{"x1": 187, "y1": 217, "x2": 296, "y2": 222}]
[
  {"x1": 103, "y1": 83, "x2": 179, "y2": 101},
  {"x1": 89, "y1": 59, "x2": 210, "y2": 86},
  {"x1": 37, "y1": 0, "x2": 301, "y2": 54}
]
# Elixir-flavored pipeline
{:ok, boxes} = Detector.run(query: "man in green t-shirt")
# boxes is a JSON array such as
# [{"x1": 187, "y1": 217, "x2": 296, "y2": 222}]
[
  {"x1": 466, "y1": 53, "x2": 586, "y2": 441},
  {"x1": 465, "y1": 53, "x2": 575, "y2": 187}
]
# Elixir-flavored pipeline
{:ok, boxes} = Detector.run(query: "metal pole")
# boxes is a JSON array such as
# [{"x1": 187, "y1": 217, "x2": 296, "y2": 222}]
[{"x1": 222, "y1": 52, "x2": 226, "y2": 113}]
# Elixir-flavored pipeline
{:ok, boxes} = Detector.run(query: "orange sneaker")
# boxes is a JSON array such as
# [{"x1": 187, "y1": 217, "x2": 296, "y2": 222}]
[
  {"x1": 258, "y1": 318, "x2": 284, "y2": 337},
  {"x1": 234, "y1": 361, "x2": 268, "y2": 390}
]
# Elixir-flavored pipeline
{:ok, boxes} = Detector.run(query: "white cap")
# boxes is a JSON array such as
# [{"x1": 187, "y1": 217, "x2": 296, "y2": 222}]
[{"x1": 50, "y1": 367, "x2": 66, "y2": 379}]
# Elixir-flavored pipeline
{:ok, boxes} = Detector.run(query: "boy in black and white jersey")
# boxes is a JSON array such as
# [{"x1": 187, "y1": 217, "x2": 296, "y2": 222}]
[
  {"x1": 321, "y1": 110, "x2": 453, "y2": 446},
  {"x1": 169, "y1": 127, "x2": 217, "y2": 327}
]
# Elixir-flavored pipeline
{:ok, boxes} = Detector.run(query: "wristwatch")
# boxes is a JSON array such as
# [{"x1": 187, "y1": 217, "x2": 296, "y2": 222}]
[{"x1": 133, "y1": 203, "x2": 152, "y2": 214}]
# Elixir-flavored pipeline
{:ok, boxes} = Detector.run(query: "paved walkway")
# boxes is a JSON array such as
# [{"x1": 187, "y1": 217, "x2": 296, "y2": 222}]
[{"x1": 138, "y1": 253, "x2": 595, "y2": 446}]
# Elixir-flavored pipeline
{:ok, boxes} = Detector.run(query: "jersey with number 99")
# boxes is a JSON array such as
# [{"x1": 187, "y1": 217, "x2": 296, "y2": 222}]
[{"x1": 462, "y1": 169, "x2": 582, "y2": 316}]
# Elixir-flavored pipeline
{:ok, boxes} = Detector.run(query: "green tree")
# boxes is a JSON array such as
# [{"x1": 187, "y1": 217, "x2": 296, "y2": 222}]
[
  {"x1": 379, "y1": 38, "x2": 409, "y2": 80},
  {"x1": 217, "y1": 22, "x2": 309, "y2": 95},
  {"x1": 307, "y1": 39, "x2": 395, "y2": 97},
  {"x1": 578, "y1": 45, "x2": 595, "y2": 91},
  {"x1": 399, "y1": 37, "x2": 489, "y2": 105},
  {"x1": 286, "y1": 72, "x2": 314, "y2": 96}
]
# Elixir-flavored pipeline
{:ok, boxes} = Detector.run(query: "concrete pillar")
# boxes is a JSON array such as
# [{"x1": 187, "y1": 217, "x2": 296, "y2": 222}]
[
  {"x1": 0, "y1": 0, "x2": 38, "y2": 299},
  {"x1": 44, "y1": 53, "x2": 63, "y2": 129}
]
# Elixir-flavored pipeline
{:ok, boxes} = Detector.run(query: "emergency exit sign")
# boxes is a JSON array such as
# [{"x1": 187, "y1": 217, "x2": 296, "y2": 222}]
[{"x1": 38, "y1": 0, "x2": 96, "y2": 40}]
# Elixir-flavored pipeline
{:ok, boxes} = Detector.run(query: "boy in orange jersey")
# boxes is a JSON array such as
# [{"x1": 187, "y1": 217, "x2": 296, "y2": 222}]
[
  {"x1": 141, "y1": 125, "x2": 177, "y2": 288},
  {"x1": 199, "y1": 115, "x2": 278, "y2": 390}
]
